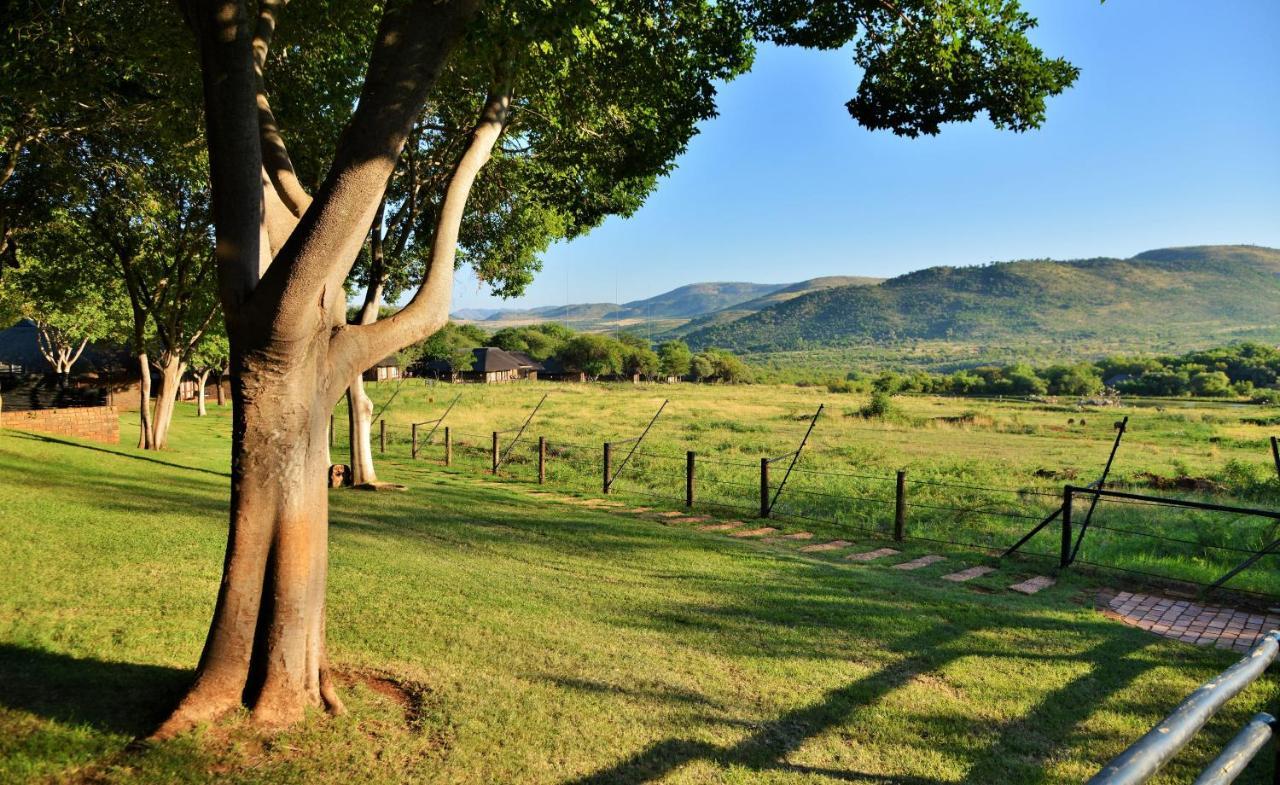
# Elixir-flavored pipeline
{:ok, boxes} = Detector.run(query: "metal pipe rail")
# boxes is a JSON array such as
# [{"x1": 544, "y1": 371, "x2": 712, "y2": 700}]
[{"x1": 1086, "y1": 630, "x2": 1279, "y2": 785}]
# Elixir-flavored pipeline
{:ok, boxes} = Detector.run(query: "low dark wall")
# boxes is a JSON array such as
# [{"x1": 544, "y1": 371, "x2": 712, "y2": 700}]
[{"x1": 0, "y1": 404, "x2": 120, "y2": 444}]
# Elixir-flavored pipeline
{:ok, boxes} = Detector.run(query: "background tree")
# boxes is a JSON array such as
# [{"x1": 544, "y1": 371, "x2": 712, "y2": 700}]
[
  {"x1": 189, "y1": 330, "x2": 230, "y2": 417},
  {"x1": 559, "y1": 334, "x2": 624, "y2": 381},
  {"x1": 658, "y1": 339, "x2": 693, "y2": 378}
]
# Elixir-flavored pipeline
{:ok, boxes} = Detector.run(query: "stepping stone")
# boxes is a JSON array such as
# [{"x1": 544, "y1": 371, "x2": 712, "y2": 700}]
[
  {"x1": 780, "y1": 531, "x2": 814, "y2": 540},
  {"x1": 625, "y1": 507, "x2": 652, "y2": 513},
  {"x1": 698, "y1": 522, "x2": 743, "y2": 532},
  {"x1": 942, "y1": 566, "x2": 996, "y2": 583},
  {"x1": 1010, "y1": 576, "x2": 1056, "y2": 595},
  {"x1": 676, "y1": 515, "x2": 712, "y2": 523},
  {"x1": 800, "y1": 540, "x2": 853, "y2": 553},
  {"x1": 731, "y1": 527, "x2": 779, "y2": 538},
  {"x1": 657, "y1": 511, "x2": 686, "y2": 518},
  {"x1": 845, "y1": 548, "x2": 900, "y2": 563},
  {"x1": 892, "y1": 555, "x2": 946, "y2": 571}
]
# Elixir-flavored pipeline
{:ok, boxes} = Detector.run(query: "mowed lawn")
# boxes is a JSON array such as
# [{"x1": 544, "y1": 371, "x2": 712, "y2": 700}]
[{"x1": 0, "y1": 405, "x2": 1276, "y2": 784}]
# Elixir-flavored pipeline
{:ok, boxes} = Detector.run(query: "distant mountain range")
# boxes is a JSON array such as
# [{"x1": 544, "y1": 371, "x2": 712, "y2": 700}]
[
  {"x1": 452, "y1": 245, "x2": 1280, "y2": 362},
  {"x1": 680, "y1": 245, "x2": 1280, "y2": 353}
]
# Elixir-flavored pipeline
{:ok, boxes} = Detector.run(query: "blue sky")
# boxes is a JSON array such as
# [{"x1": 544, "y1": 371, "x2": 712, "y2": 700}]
[{"x1": 449, "y1": 0, "x2": 1280, "y2": 311}]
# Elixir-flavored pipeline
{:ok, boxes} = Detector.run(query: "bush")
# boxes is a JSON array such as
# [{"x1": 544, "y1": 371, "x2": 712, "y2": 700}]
[{"x1": 858, "y1": 391, "x2": 899, "y2": 420}]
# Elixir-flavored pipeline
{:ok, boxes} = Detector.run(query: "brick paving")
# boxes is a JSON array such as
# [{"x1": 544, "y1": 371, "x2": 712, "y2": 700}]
[
  {"x1": 1102, "y1": 591, "x2": 1280, "y2": 652},
  {"x1": 942, "y1": 566, "x2": 995, "y2": 583},
  {"x1": 1009, "y1": 576, "x2": 1056, "y2": 595},
  {"x1": 845, "y1": 548, "x2": 900, "y2": 563},
  {"x1": 892, "y1": 554, "x2": 946, "y2": 570},
  {"x1": 800, "y1": 540, "x2": 853, "y2": 552}
]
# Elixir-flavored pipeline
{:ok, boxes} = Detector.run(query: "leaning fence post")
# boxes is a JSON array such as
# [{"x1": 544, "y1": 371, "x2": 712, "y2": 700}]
[
  {"x1": 686, "y1": 450, "x2": 695, "y2": 508},
  {"x1": 444, "y1": 426, "x2": 451, "y2": 466},
  {"x1": 329, "y1": 414, "x2": 335, "y2": 447},
  {"x1": 895, "y1": 470, "x2": 907, "y2": 542},
  {"x1": 379, "y1": 418, "x2": 386, "y2": 454},
  {"x1": 1271, "y1": 435, "x2": 1280, "y2": 483},
  {"x1": 411, "y1": 423, "x2": 418, "y2": 460},
  {"x1": 492, "y1": 431, "x2": 499, "y2": 475},
  {"x1": 1061, "y1": 485, "x2": 1075, "y2": 568},
  {"x1": 538, "y1": 436, "x2": 547, "y2": 484},
  {"x1": 603, "y1": 442, "x2": 612, "y2": 494},
  {"x1": 760, "y1": 457, "x2": 770, "y2": 518}
]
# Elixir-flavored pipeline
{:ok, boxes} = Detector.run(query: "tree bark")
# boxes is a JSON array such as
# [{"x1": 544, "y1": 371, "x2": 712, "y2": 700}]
[
  {"x1": 346, "y1": 375, "x2": 377, "y2": 485},
  {"x1": 197, "y1": 369, "x2": 211, "y2": 416},
  {"x1": 150, "y1": 353, "x2": 186, "y2": 450},
  {"x1": 153, "y1": 344, "x2": 343, "y2": 737},
  {"x1": 137, "y1": 352, "x2": 154, "y2": 450},
  {"x1": 216, "y1": 371, "x2": 226, "y2": 406}
]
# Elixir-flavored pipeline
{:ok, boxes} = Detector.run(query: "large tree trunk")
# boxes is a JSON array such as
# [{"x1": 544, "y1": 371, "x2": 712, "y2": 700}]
[
  {"x1": 346, "y1": 374, "x2": 377, "y2": 485},
  {"x1": 154, "y1": 342, "x2": 344, "y2": 737},
  {"x1": 150, "y1": 353, "x2": 187, "y2": 450},
  {"x1": 196, "y1": 370, "x2": 211, "y2": 416},
  {"x1": 137, "y1": 352, "x2": 154, "y2": 450}
]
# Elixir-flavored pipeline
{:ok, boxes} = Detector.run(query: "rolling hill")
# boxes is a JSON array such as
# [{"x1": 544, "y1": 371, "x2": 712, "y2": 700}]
[{"x1": 681, "y1": 245, "x2": 1280, "y2": 354}]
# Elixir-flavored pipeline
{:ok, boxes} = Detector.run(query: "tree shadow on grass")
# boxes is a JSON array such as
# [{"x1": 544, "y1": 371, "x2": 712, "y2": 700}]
[
  {"x1": 8, "y1": 431, "x2": 231, "y2": 478},
  {"x1": 0, "y1": 643, "x2": 191, "y2": 738}
]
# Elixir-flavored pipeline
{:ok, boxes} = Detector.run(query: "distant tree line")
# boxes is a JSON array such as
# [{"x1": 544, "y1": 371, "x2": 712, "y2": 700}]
[
  {"x1": 826, "y1": 343, "x2": 1280, "y2": 402},
  {"x1": 410, "y1": 322, "x2": 752, "y2": 383}
]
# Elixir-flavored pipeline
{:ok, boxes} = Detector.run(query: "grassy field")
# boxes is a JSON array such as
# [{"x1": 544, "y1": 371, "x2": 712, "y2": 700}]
[
  {"x1": 346, "y1": 379, "x2": 1280, "y2": 598},
  {"x1": 0, "y1": 404, "x2": 1277, "y2": 783}
]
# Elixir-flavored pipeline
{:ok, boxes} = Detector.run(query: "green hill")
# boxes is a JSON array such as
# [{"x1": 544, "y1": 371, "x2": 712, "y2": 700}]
[
  {"x1": 673, "y1": 275, "x2": 883, "y2": 334},
  {"x1": 683, "y1": 245, "x2": 1280, "y2": 355}
]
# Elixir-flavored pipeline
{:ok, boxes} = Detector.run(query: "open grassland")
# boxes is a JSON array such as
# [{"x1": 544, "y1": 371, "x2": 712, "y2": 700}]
[
  {"x1": 0, "y1": 406, "x2": 1277, "y2": 783},
  {"x1": 347, "y1": 380, "x2": 1280, "y2": 598}
]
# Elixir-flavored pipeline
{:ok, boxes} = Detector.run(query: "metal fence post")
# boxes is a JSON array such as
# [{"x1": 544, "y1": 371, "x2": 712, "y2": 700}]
[
  {"x1": 444, "y1": 426, "x2": 451, "y2": 466},
  {"x1": 1061, "y1": 485, "x2": 1074, "y2": 568},
  {"x1": 895, "y1": 470, "x2": 907, "y2": 541},
  {"x1": 538, "y1": 436, "x2": 546, "y2": 484},
  {"x1": 760, "y1": 457, "x2": 770, "y2": 518},
  {"x1": 603, "y1": 442, "x2": 612, "y2": 494},
  {"x1": 379, "y1": 418, "x2": 386, "y2": 454},
  {"x1": 411, "y1": 423, "x2": 418, "y2": 460},
  {"x1": 491, "y1": 431, "x2": 499, "y2": 475},
  {"x1": 686, "y1": 450, "x2": 695, "y2": 508}
]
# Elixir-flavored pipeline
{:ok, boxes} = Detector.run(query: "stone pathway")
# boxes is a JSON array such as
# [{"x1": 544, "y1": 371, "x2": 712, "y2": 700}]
[
  {"x1": 732, "y1": 526, "x2": 779, "y2": 538},
  {"x1": 779, "y1": 531, "x2": 814, "y2": 540},
  {"x1": 845, "y1": 548, "x2": 900, "y2": 563},
  {"x1": 893, "y1": 554, "x2": 946, "y2": 571},
  {"x1": 698, "y1": 522, "x2": 743, "y2": 532},
  {"x1": 1009, "y1": 576, "x2": 1055, "y2": 595},
  {"x1": 800, "y1": 540, "x2": 852, "y2": 553},
  {"x1": 1101, "y1": 591, "x2": 1280, "y2": 652},
  {"x1": 942, "y1": 566, "x2": 995, "y2": 583}
]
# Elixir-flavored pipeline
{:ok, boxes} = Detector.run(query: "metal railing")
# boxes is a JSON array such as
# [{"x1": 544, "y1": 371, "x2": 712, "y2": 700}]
[{"x1": 1087, "y1": 630, "x2": 1279, "y2": 784}]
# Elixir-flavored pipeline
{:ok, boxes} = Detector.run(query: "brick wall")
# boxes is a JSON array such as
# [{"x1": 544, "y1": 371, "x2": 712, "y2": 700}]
[{"x1": 0, "y1": 405, "x2": 120, "y2": 444}]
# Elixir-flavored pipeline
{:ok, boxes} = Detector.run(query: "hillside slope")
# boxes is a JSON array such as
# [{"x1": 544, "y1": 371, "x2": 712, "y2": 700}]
[
  {"x1": 684, "y1": 245, "x2": 1280, "y2": 353},
  {"x1": 674, "y1": 275, "x2": 884, "y2": 335}
]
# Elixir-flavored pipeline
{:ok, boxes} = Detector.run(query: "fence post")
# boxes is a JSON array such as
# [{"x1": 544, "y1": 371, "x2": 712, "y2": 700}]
[
  {"x1": 760, "y1": 457, "x2": 770, "y2": 518},
  {"x1": 1271, "y1": 435, "x2": 1280, "y2": 483},
  {"x1": 379, "y1": 418, "x2": 386, "y2": 454},
  {"x1": 1061, "y1": 485, "x2": 1075, "y2": 568},
  {"x1": 603, "y1": 442, "x2": 612, "y2": 494},
  {"x1": 492, "y1": 431, "x2": 499, "y2": 475},
  {"x1": 329, "y1": 414, "x2": 335, "y2": 447},
  {"x1": 444, "y1": 426, "x2": 451, "y2": 466},
  {"x1": 894, "y1": 470, "x2": 907, "y2": 542},
  {"x1": 538, "y1": 436, "x2": 546, "y2": 484},
  {"x1": 686, "y1": 450, "x2": 695, "y2": 508},
  {"x1": 411, "y1": 423, "x2": 418, "y2": 460}
]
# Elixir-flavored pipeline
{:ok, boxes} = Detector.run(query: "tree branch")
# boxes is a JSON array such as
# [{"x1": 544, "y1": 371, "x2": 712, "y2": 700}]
[
  {"x1": 328, "y1": 86, "x2": 512, "y2": 395},
  {"x1": 252, "y1": 0, "x2": 311, "y2": 223}
]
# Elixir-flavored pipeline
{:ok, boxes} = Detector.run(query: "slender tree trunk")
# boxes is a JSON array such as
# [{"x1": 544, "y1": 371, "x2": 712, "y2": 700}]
[
  {"x1": 153, "y1": 343, "x2": 343, "y2": 737},
  {"x1": 216, "y1": 371, "x2": 226, "y2": 406},
  {"x1": 346, "y1": 374, "x2": 378, "y2": 485},
  {"x1": 137, "y1": 352, "x2": 154, "y2": 450},
  {"x1": 150, "y1": 354, "x2": 187, "y2": 450},
  {"x1": 197, "y1": 370, "x2": 211, "y2": 416}
]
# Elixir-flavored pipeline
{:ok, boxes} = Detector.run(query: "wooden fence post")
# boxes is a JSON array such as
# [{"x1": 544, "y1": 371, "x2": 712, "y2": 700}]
[
  {"x1": 1061, "y1": 485, "x2": 1074, "y2": 568},
  {"x1": 411, "y1": 423, "x2": 418, "y2": 460},
  {"x1": 686, "y1": 450, "x2": 695, "y2": 508},
  {"x1": 894, "y1": 470, "x2": 907, "y2": 541},
  {"x1": 379, "y1": 418, "x2": 386, "y2": 454},
  {"x1": 760, "y1": 457, "x2": 770, "y2": 518},
  {"x1": 1271, "y1": 435, "x2": 1280, "y2": 482},
  {"x1": 444, "y1": 426, "x2": 451, "y2": 466},
  {"x1": 603, "y1": 442, "x2": 612, "y2": 494},
  {"x1": 492, "y1": 431, "x2": 499, "y2": 475},
  {"x1": 329, "y1": 414, "x2": 335, "y2": 447},
  {"x1": 538, "y1": 436, "x2": 546, "y2": 484}
]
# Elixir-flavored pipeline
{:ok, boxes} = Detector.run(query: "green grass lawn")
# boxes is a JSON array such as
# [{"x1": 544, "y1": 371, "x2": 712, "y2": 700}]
[{"x1": 1, "y1": 404, "x2": 1277, "y2": 783}]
